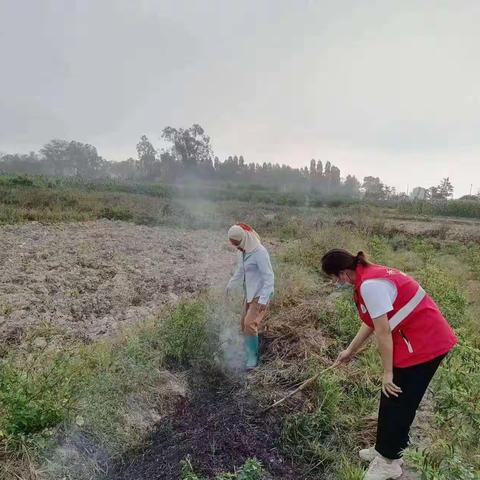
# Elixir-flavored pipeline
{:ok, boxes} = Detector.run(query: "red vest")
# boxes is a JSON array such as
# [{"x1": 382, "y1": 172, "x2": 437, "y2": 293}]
[{"x1": 354, "y1": 263, "x2": 457, "y2": 368}]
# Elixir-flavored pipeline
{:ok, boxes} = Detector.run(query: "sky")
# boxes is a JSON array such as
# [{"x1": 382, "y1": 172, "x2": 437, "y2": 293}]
[{"x1": 1, "y1": 0, "x2": 479, "y2": 196}]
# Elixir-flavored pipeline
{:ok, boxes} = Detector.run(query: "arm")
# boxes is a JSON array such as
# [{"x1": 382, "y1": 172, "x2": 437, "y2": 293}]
[
  {"x1": 337, "y1": 323, "x2": 373, "y2": 363},
  {"x1": 372, "y1": 314, "x2": 402, "y2": 398},
  {"x1": 348, "y1": 323, "x2": 374, "y2": 355},
  {"x1": 256, "y1": 249, "x2": 275, "y2": 306},
  {"x1": 226, "y1": 254, "x2": 244, "y2": 291}
]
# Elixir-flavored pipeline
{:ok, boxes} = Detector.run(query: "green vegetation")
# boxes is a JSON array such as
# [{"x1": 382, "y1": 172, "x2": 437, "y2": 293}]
[
  {"x1": 399, "y1": 198, "x2": 480, "y2": 219},
  {"x1": 0, "y1": 300, "x2": 208, "y2": 478},
  {"x1": 0, "y1": 183, "x2": 479, "y2": 479},
  {"x1": 181, "y1": 457, "x2": 265, "y2": 480},
  {"x1": 2, "y1": 174, "x2": 480, "y2": 232},
  {"x1": 276, "y1": 228, "x2": 480, "y2": 479}
]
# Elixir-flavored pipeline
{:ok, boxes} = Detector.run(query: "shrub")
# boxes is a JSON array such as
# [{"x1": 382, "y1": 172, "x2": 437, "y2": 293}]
[
  {"x1": 100, "y1": 206, "x2": 134, "y2": 221},
  {"x1": 0, "y1": 347, "x2": 79, "y2": 438},
  {"x1": 161, "y1": 300, "x2": 210, "y2": 364},
  {"x1": 417, "y1": 265, "x2": 467, "y2": 328}
]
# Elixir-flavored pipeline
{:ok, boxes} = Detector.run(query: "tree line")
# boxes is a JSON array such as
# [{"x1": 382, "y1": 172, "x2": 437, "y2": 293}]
[{"x1": 0, "y1": 124, "x2": 470, "y2": 201}]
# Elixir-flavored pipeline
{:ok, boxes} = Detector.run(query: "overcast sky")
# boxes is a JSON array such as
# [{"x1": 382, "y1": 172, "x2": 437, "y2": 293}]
[{"x1": 1, "y1": 0, "x2": 479, "y2": 196}]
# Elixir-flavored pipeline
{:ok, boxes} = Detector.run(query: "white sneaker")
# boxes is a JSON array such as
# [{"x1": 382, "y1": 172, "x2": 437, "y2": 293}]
[
  {"x1": 364, "y1": 456, "x2": 403, "y2": 480},
  {"x1": 359, "y1": 447, "x2": 404, "y2": 465},
  {"x1": 360, "y1": 446, "x2": 379, "y2": 462}
]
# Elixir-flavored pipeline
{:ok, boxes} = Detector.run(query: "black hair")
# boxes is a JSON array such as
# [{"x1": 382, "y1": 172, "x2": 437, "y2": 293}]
[{"x1": 321, "y1": 249, "x2": 369, "y2": 276}]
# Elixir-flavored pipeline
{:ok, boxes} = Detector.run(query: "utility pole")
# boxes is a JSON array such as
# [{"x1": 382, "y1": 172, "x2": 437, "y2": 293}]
[{"x1": 470, "y1": 184, "x2": 473, "y2": 196}]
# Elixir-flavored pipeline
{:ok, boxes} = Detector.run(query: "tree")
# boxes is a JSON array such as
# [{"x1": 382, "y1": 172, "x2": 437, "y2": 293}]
[
  {"x1": 109, "y1": 157, "x2": 138, "y2": 180},
  {"x1": 438, "y1": 177, "x2": 454, "y2": 199},
  {"x1": 316, "y1": 160, "x2": 323, "y2": 177},
  {"x1": 161, "y1": 124, "x2": 212, "y2": 170},
  {"x1": 40, "y1": 139, "x2": 106, "y2": 178},
  {"x1": 427, "y1": 178, "x2": 454, "y2": 200},
  {"x1": 67, "y1": 141, "x2": 107, "y2": 177},
  {"x1": 363, "y1": 176, "x2": 387, "y2": 200},
  {"x1": 136, "y1": 135, "x2": 157, "y2": 178},
  {"x1": 0, "y1": 152, "x2": 45, "y2": 175},
  {"x1": 344, "y1": 175, "x2": 361, "y2": 196},
  {"x1": 40, "y1": 139, "x2": 71, "y2": 175},
  {"x1": 330, "y1": 165, "x2": 341, "y2": 186}
]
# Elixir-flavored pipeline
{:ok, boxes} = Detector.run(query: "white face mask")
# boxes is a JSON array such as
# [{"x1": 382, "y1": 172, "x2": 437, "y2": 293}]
[
  {"x1": 335, "y1": 271, "x2": 353, "y2": 290},
  {"x1": 335, "y1": 281, "x2": 352, "y2": 290}
]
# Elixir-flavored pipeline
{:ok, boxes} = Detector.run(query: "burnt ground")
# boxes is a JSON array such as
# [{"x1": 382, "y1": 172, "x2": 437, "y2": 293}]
[{"x1": 109, "y1": 368, "x2": 299, "y2": 480}]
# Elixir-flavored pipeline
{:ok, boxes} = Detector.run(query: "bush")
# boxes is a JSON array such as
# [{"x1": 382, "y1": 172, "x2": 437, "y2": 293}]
[
  {"x1": 0, "y1": 174, "x2": 35, "y2": 187},
  {"x1": 418, "y1": 265, "x2": 467, "y2": 328},
  {"x1": 100, "y1": 206, "x2": 134, "y2": 221},
  {"x1": 0, "y1": 347, "x2": 79, "y2": 438},
  {"x1": 399, "y1": 199, "x2": 480, "y2": 219},
  {"x1": 161, "y1": 300, "x2": 210, "y2": 364}
]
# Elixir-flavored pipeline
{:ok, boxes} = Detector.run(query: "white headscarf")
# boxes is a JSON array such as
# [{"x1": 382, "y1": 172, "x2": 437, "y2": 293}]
[{"x1": 228, "y1": 223, "x2": 261, "y2": 253}]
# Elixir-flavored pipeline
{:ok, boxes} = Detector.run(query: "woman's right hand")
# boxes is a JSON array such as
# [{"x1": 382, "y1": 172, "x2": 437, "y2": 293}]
[{"x1": 336, "y1": 348, "x2": 354, "y2": 364}]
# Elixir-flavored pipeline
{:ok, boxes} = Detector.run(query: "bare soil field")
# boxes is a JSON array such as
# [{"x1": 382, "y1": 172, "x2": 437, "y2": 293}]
[
  {"x1": 384, "y1": 215, "x2": 480, "y2": 242},
  {"x1": 0, "y1": 220, "x2": 237, "y2": 346}
]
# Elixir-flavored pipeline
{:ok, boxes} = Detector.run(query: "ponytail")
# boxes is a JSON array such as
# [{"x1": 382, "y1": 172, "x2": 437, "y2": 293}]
[
  {"x1": 355, "y1": 251, "x2": 368, "y2": 267},
  {"x1": 321, "y1": 248, "x2": 369, "y2": 276}
]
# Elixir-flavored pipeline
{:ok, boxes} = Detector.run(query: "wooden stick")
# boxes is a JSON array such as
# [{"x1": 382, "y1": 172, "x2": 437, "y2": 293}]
[{"x1": 263, "y1": 362, "x2": 339, "y2": 412}]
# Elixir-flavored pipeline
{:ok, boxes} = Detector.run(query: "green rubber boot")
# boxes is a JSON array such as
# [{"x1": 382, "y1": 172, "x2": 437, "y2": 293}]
[{"x1": 244, "y1": 335, "x2": 259, "y2": 370}]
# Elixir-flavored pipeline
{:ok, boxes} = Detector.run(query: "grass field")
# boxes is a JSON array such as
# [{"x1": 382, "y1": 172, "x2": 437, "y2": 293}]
[{"x1": 0, "y1": 175, "x2": 479, "y2": 480}]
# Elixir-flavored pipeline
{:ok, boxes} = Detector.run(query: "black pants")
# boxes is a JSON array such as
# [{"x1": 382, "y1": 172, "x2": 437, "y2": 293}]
[{"x1": 375, "y1": 353, "x2": 446, "y2": 460}]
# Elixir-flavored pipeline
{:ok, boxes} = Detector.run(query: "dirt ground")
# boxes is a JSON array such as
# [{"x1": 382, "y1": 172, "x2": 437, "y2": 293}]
[
  {"x1": 0, "y1": 220, "x2": 239, "y2": 345},
  {"x1": 384, "y1": 215, "x2": 480, "y2": 242}
]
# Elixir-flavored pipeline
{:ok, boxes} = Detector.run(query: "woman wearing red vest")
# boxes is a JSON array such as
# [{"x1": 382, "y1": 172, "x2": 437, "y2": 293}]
[{"x1": 321, "y1": 249, "x2": 457, "y2": 480}]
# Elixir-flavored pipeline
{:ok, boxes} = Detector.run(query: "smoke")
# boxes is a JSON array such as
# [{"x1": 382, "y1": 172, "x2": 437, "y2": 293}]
[
  {"x1": 207, "y1": 293, "x2": 247, "y2": 376},
  {"x1": 43, "y1": 429, "x2": 110, "y2": 480}
]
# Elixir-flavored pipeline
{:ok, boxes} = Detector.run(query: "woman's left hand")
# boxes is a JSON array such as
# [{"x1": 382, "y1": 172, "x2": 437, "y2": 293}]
[{"x1": 382, "y1": 371, "x2": 403, "y2": 398}]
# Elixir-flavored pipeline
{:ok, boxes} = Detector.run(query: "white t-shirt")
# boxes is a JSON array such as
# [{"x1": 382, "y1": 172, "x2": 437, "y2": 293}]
[{"x1": 360, "y1": 279, "x2": 398, "y2": 319}]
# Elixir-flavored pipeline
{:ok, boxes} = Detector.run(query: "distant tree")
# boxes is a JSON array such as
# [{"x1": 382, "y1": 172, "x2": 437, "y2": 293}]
[
  {"x1": 67, "y1": 141, "x2": 107, "y2": 177},
  {"x1": 136, "y1": 135, "x2": 157, "y2": 178},
  {"x1": 344, "y1": 174, "x2": 361, "y2": 196},
  {"x1": 161, "y1": 124, "x2": 212, "y2": 169},
  {"x1": 459, "y1": 194, "x2": 479, "y2": 201},
  {"x1": 310, "y1": 159, "x2": 316, "y2": 176},
  {"x1": 363, "y1": 176, "x2": 387, "y2": 200},
  {"x1": 324, "y1": 161, "x2": 331, "y2": 178},
  {"x1": 330, "y1": 165, "x2": 341, "y2": 186},
  {"x1": 40, "y1": 139, "x2": 71, "y2": 175},
  {"x1": 316, "y1": 160, "x2": 323, "y2": 177},
  {"x1": 109, "y1": 157, "x2": 138, "y2": 180},
  {"x1": 159, "y1": 151, "x2": 179, "y2": 181},
  {"x1": 438, "y1": 177, "x2": 454, "y2": 199},
  {"x1": 396, "y1": 192, "x2": 410, "y2": 201},
  {"x1": 427, "y1": 178, "x2": 454, "y2": 200},
  {"x1": 40, "y1": 139, "x2": 106, "y2": 178},
  {"x1": 0, "y1": 152, "x2": 45, "y2": 175}
]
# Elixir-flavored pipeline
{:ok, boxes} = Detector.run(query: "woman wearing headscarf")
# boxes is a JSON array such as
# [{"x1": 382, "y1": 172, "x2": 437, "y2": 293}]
[{"x1": 226, "y1": 223, "x2": 275, "y2": 369}]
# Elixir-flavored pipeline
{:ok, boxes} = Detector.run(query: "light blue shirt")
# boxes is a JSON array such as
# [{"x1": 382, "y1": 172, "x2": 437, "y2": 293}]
[{"x1": 227, "y1": 245, "x2": 275, "y2": 305}]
